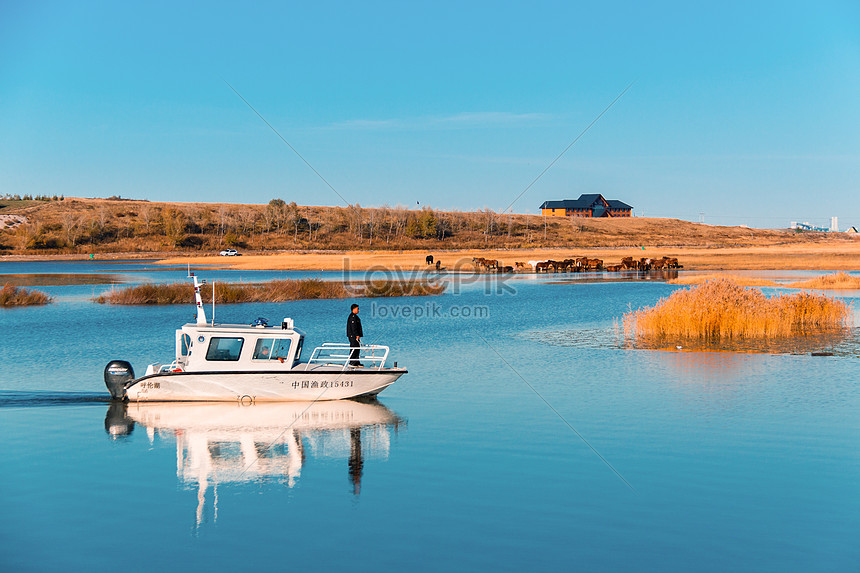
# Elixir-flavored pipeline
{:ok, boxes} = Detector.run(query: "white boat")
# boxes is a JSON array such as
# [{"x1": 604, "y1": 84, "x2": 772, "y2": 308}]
[{"x1": 103, "y1": 275, "x2": 407, "y2": 402}]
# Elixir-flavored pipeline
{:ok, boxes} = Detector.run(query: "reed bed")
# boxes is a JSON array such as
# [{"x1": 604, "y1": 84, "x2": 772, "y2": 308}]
[
  {"x1": 787, "y1": 272, "x2": 860, "y2": 290},
  {"x1": 94, "y1": 278, "x2": 444, "y2": 305},
  {"x1": 0, "y1": 283, "x2": 52, "y2": 306},
  {"x1": 624, "y1": 278, "x2": 850, "y2": 340},
  {"x1": 671, "y1": 272, "x2": 860, "y2": 290},
  {"x1": 361, "y1": 280, "x2": 447, "y2": 297},
  {"x1": 669, "y1": 274, "x2": 779, "y2": 287}
]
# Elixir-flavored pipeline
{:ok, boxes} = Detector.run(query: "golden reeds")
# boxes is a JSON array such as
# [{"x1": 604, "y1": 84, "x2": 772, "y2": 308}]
[
  {"x1": 0, "y1": 283, "x2": 52, "y2": 306},
  {"x1": 670, "y1": 272, "x2": 860, "y2": 290},
  {"x1": 361, "y1": 280, "x2": 447, "y2": 297},
  {"x1": 787, "y1": 272, "x2": 860, "y2": 290},
  {"x1": 94, "y1": 278, "x2": 445, "y2": 305},
  {"x1": 624, "y1": 278, "x2": 850, "y2": 340},
  {"x1": 668, "y1": 274, "x2": 779, "y2": 287}
]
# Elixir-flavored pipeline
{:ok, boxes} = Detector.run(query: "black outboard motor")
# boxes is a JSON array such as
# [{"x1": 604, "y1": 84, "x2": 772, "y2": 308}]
[{"x1": 104, "y1": 360, "x2": 135, "y2": 400}]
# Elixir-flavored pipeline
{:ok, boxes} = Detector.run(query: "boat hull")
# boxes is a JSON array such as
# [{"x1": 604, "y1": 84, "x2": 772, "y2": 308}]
[{"x1": 124, "y1": 368, "x2": 406, "y2": 402}]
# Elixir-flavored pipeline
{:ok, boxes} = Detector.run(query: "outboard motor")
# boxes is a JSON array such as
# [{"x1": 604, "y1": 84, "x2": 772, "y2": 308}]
[{"x1": 104, "y1": 360, "x2": 135, "y2": 400}]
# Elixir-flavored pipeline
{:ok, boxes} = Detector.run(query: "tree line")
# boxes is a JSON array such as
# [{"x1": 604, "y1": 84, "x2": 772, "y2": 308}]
[{"x1": 1, "y1": 198, "x2": 556, "y2": 253}]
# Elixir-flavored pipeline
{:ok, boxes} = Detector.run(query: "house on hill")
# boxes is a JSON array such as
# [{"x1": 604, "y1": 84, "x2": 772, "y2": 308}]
[{"x1": 539, "y1": 194, "x2": 632, "y2": 217}]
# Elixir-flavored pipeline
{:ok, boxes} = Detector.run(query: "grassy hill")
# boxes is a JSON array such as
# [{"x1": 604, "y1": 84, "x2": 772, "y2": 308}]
[{"x1": 0, "y1": 196, "x2": 852, "y2": 256}]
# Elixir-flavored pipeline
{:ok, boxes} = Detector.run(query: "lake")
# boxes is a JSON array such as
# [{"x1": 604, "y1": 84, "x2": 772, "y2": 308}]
[{"x1": 1, "y1": 262, "x2": 859, "y2": 572}]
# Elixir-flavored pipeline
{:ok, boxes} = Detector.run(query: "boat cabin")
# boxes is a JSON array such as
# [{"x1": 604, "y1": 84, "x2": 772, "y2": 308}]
[{"x1": 167, "y1": 318, "x2": 305, "y2": 373}]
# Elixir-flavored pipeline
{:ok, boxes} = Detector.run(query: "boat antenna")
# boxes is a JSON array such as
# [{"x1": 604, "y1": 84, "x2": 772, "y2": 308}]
[
  {"x1": 212, "y1": 280, "x2": 216, "y2": 326},
  {"x1": 191, "y1": 274, "x2": 207, "y2": 325}
]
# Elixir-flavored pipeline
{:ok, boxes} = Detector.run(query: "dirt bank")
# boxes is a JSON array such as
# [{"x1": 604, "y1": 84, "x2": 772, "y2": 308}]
[{"x1": 156, "y1": 243, "x2": 860, "y2": 272}]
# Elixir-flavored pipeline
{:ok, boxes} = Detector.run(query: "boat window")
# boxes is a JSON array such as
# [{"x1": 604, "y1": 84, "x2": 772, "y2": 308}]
[
  {"x1": 205, "y1": 337, "x2": 244, "y2": 361},
  {"x1": 253, "y1": 338, "x2": 292, "y2": 361},
  {"x1": 180, "y1": 333, "x2": 191, "y2": 357},
  {"x1": 294, "y1": 336, "x2": 304, "y2": 363}
]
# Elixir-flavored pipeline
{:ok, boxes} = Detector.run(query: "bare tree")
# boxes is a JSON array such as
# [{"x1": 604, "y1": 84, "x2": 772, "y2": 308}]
[
  {"x1": 62, "y1": 212, "x2": 81, "y2": 246},
  {"x1": 267, "y1": 199, "x2": 286, "y2": 234},
  {"x1": 139, "y1": 205, "x2": 154, "y2": 234},
  {"x1": 162, "y1": 208, "x2": 187, "y2": 248},
  {"x1": 287, "y1": 201, "x2": 300, "y2": 242},
  {"x1": 218, "y1": 206, "x2": 228, "y2": 245}
]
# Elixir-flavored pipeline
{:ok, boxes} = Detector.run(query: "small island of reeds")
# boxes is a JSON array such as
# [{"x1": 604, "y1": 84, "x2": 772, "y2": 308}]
[
  {"x1": 669, "y1": 271, "x2": 860, "y2": 290},
  {"x1": 786, "y1": 272, "x2": 860, "y2": 290},
  {"x1": 624, "y1": 278, "x2": 850, "y2": 342},
  {"x1": 94, "y1": 278, "x2": 445, "y2": 305},
  {"x1": 1, "y1": 284, "x2": 52, "y2": 307}
]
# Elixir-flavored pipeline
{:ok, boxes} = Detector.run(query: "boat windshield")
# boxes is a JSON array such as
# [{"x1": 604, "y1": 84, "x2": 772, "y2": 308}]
[{"x1": 205, "y1": 337, "x2": 244, "y2": 362}]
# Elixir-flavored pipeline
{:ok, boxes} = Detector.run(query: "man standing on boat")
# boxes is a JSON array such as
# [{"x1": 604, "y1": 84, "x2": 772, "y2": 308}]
[{"x1": 347, "y1": 303, "x2": 363, "y2": 366}]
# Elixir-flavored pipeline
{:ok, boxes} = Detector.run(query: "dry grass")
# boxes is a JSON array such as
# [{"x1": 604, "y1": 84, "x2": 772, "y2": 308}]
[
  {"x1": 361, "y1": 280, "x2": 447, "y2": 297},
  {"x1": 787, "y1": 272, "x2": 860, "y2": 290},
  {"x1": 0, "y1": 283, "x2": 52, "y2": 306},
  {"x1": 671, "y1": 272, "x2": 860, "y2": 289},
  {"x1": 624, "y1": 278, "x2": 850, "y2": 340},
  {"x1": 669, "y1": 274, "x2": 780, "y2": 287},
  {"x1": 668, "y1": 272, "x2": 860, "y2": 290},
  {"x1": 2, "y1": 195, "x2": 857, "y2": 257},
  {"x1": 94, "y1": 279, "x2": 445, "y2": 305}
]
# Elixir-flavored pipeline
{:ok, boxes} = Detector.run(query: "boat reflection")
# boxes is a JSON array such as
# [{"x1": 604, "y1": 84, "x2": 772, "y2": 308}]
[{"x1": 104, "y1": 399, "x2": 405, "y2": 524}]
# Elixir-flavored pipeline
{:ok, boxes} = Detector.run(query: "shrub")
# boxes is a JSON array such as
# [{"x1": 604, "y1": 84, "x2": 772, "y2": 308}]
[
  {"x1": 0, "y1": 284, "x2": 52, "y2": 306},
  {"x1": 624, "y1": 278, "x2": 850, "y2": 340},
  {"x1": 93, "y1": 278, "x2": 443, "y2": 305},
  {"x1": 788, "y1": 272, "x2": 860, "y2": 290},
  {"x1": 363, "y1": 280, "x2": 446, "y2": 297}
]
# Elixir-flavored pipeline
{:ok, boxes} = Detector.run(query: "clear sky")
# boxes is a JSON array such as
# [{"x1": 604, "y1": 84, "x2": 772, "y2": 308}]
[{"x1": 1, "y1": 0, "x2": 858, "y2": 228}]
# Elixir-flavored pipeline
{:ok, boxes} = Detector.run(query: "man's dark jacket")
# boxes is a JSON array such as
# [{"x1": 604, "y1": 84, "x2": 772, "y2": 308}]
[{"x1": 347, "y1": 312, "x2": 363, "y2": 339}]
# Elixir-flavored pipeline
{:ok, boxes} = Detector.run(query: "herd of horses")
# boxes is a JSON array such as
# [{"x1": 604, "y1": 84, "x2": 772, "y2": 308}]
[
  {"x1": 425, "y1": 254, "x2": 682, "y2": 273},
  {"x1": 470, "y1": 257, "x2": 514, "y2": 273},
  {"x1": 523, "y1": 256, "x2": 682, "y2": 273}
]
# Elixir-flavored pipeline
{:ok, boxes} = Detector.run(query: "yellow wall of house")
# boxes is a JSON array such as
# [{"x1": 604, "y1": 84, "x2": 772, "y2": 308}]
[
  {"x1": 541, "y1": 208, "x2": 569, "y2": 217},
  {"x1": 541, "y1": 207, "x2": 632, "y2": 217}
]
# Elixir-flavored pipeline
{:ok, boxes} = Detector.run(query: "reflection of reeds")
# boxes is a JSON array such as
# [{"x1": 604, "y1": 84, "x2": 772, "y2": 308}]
[
  {"x1": 94, "y1": 279, "x2": 445, "y2": 304},
  {"x1": 788, "y1": 272, "x2": 860, "y2": 290},
  {"x1": 624, "y1": 278, "x2": 850, "y2": 340},
  {"x1": 0, "y1": 283, "x2": 52, "y2": 306}
]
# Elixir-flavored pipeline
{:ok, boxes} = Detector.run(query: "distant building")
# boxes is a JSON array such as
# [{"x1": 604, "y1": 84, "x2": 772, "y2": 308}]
[
  {"x1": 791, "y1": 221, "x2": 829, "y2": 232},
  {"x1": 789, "y1": 221, "x2": 838, "y2": 233},
  {"x1": 539, "y1": 194, "x2": 632, "y2": 218},
  {"x1": 846, "y1": 226, "x2": 858, "y2": 235}
]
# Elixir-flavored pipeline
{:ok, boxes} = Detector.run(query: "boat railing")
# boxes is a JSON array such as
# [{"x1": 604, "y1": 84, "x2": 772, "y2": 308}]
[
  {"x1": 159, "y1": 360, "x2": 185, "y2": 373},
  {"x1": 307, "y1": 344, "x2": 390, "y2": 370}
]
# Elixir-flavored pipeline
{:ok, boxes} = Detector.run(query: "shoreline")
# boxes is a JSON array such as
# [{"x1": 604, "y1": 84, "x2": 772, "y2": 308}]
[
  {"x1": 2, "y1": 243, "x2": 860, "y2": 271},
  {"x1": 159, "y1": 244, "x2": 860, "y2": 272}
]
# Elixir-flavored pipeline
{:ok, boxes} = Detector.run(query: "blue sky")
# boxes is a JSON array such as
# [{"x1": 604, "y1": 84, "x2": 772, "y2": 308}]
[{"x1": 1, "y1": 0, "x2": 858, "y2": 228}]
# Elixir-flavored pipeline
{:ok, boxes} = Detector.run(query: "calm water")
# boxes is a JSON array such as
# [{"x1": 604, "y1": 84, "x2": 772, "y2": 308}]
[{"x1": 1, "y1": 263, "x2": 859, "y2": 571}]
